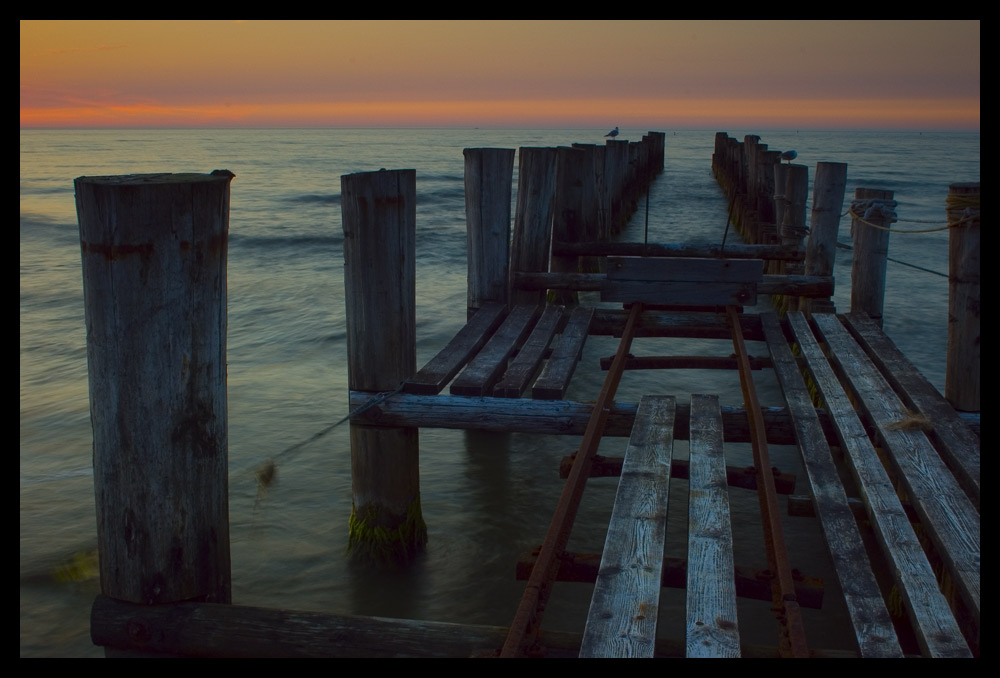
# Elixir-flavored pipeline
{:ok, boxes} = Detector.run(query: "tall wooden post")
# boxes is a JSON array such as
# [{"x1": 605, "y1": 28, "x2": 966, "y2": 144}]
[
  {"x1": 803, "y1": 162, "x2": 848, "y2": 313},
  {"x1": 510, "y1": 148, "x2": 559, "y2": 306},
  {"x1": 850, "y1": 188, "x2": 896, "y2": 326},
  {"x1": 464, "y1": 148, "x2": 515, "y2": 319},
  {"x1": 341, "y1": 169, "x2": 426, "y2": 562},
  {"x1": 551, "y1": 146, "x2": 586, "y2": 302},
  {"x1": 779, "y1": 164, "x2": 809, "y2": 310},
  {"x1": 945, "y1": 182, "x2": 980, "y2": 412},
  {"x1": 76, "y1": 172, "x2": 233, "y2": 611}
]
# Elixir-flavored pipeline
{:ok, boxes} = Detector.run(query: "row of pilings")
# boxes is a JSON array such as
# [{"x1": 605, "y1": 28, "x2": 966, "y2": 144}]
[{"x1": 347, "y1": 131, "x2": 666, "y2": 562}]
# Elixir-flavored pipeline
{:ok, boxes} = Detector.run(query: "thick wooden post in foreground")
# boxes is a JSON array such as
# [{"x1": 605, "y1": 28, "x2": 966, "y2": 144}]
[
  {"x1": 76, "y1": 172, "x2": 233, "y2": 608},
  {"x1": 850, "y1": 188, "x2": 896, "y2": 326},
  {"x1": 803, "y1": 162, "x2": 848, "y2": 313},
  {"x1": 341, "y1": 169, "x2": 426, "y2": 562},
  {"x1": 945, "y1": 182, "x2": 980, "y2": 412},
  {"x1": 464, "y1": 148, "x2": 515, "y2": 319}
]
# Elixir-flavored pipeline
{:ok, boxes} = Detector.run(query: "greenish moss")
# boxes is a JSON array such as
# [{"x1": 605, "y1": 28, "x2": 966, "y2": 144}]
[{"x1": 347, "y1": 497, "x2": 427, "y2": 564}]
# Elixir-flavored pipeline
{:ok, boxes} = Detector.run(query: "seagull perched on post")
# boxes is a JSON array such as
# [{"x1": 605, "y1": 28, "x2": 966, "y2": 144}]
[
  {"x1": 605, "y1": 126, "x2": 619, "y2": 138},
  {"x1": 780, "y1": 150, "x2": 797, "y2": 164}
]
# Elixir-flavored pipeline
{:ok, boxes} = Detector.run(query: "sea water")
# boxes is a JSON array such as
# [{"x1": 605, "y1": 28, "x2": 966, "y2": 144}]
[{"x1": 19, "y1": 127, "x2": 979, "y2": 656}]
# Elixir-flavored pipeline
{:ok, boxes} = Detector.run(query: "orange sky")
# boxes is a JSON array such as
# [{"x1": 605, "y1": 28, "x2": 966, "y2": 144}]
[{"x1": 20, "y1": 20, "x2": 980, "y2": 130}]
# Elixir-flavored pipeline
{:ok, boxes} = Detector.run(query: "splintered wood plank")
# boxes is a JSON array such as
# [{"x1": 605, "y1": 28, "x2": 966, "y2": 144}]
[
  {"x1": 761, "y1": 313, "x2": 901, "y2": 657},
  {"x1": 686, "y1": 394, "x2": 740, "y2": 658},
  {"x1": 532, "y1": 306, "x2": 594, "y2": 399},
  {"x1": 841, "y1": 311, "x2": 980, "y2": 509},
  {"x1": 580, "y1": 396, "x2": 675, "y2": 658},
  {"x1": 606, "y1": 256, "x2": 764, "y2": 282},
  {"x1": 449, "y1": 304, "x2": 540, "y2": 397},
  {"x1": 493, "y1": 305, "x2": 564, "y2": 398},
  {"x1": 788, "y1": 312, "x2": 971, "y2": 657},
  {"x1": 403, "y1": 302, "x2": 507, "y2": 395},
  {"x1": 810, "y1": 313, "x2": 980, "y2": 634}
]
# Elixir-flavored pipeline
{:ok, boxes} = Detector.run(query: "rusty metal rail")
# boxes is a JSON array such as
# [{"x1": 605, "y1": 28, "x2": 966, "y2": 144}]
[
  {"x1": 726, "y1": 305, "x2": 809, "y2": 657},
  {"x1": 500, "y1": 303, "x2": 643, "y2": 658}
]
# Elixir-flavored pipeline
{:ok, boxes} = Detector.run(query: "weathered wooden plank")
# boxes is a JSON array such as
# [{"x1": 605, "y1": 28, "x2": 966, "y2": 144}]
[
  {"x1": 788, "y1": 312, "x2": 971, "y2": 657},
  {"x1": 449, "y1": 305, "x2": 540, "y2": 396},
  {"x1": 606, "y1": 256, "x2": 763, "y2": 282},
  {"x1": 532, "y1": 306, "x2": 594, "y2": 399},
  {"x1": 464, "y1": 148, "x2": 515, "y2": 318},
  {"x1": 810, "y1": 313, "x2": 980, "y2": 633},
  {"x1": 601, "y1": 280, "x2": 757, "y2": 307},
  {"x1": 350, "y1": 391, "x2": 817, "y2": 446},
  {"x1": 551, "y1": 240, "x2": 804, "y2": 261},
  {"x1": 580, "y1": 396, "x2": 675, "y2": 658},
  {"x1": 493, "y1": 305, "x2": 563, "y2": 398},
  {"x1": 516, "y1": 272, "x2": 831, "y2": 298},
  {"x1": 403, "y1": 302, "x2": 507, "y2": 395},
  {"x1": 559, "y1": 454, "x2": 797, "y2": 493},
  {"x1": 686, "y1": 394, "x2": 740, "y2": 658},
  {"x1": 761, "y1": 313, "x2": 901, "y2": 657},
  {"x1": 841, "y1": 311, "x2": 980, "y2": 509},
  {"x1": 518, "y1": 552, "x2": 823, "y2": 610}
]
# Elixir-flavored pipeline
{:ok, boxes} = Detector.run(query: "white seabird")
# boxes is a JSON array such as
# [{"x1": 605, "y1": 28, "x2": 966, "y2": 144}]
[
  {"x1": 781, "y1": 150, "x2": 798, "y2": 164},
  {"x1": 605, "y1": 127, "x2": 619, "y2": 138}
]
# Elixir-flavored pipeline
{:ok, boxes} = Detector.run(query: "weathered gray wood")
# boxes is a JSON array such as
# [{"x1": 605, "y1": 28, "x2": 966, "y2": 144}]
[
  {"x1": 606, "y1": 256, "x2": 763, "y2": 282},
  {"x1": 601, "y1": 280, "x2": 757, "y2": 307},
  {"x1": 532, "y1": 306, "x2": 594, "y2": 399},
  {"x1": 450, "y1": 304, "x2": 540, "y2": 396},
  {"x1": 493, "y1": 305, "x2": 563, "y2": 398},
  {"x1": 91, "y1": 594, "x2": 568, "y2": 658},
  {"x1": 464, "y1": 148, "x2": 515, "y2": 318},
  {"x1": 341, "y1": 168, "x2": 425, "y2": 560},
  {"x1": 552, "y1": 240, "x2": 804, "y2": 261},
  {"x1": 75, "y1": 171, "x2": 233, "y2": 606},
  {"x1": 516, "y1": 271, "x2": 830, "y2": 299},
  {"x1": 403, "y1": 302, "x2": 507, "y2": 395},
  {"x1": 804, "y1": 162, "x2": 848, "y2": 310},
  {"x1": 561, "y1": 453, "x2": 797, "y2": 494},
  {"x1": 686, "y1": 395, "x2": 740, "y2": 658},
  {"x1": 510, "y1": 147, "x2": 558, "y2": 305},
  {"x1": 945, "y1": 182, "x2": 980, "y2": 412},
  {"x1": 580, "y1": 396, "x2": 675, "y2": 658},
  {"x1": 841, "y1": 312, "x2": 980, "y2": 509},
  {"x1": 788, "y1": 312, "x2": 971, "y2": 657},
  {"x1": 350, "y1": 391, "x2": 818, "y2": 446},
  {"x1": 520, "y1": 552, "x2": 823, "y2": 610},
  {"x1": 810, "y1": 313, "x2": 980, "y2": 632},
  {"x1": 761, "y1": 313, "x2": 901, "y2": 657},
  {"x1": 550, "y1": 146, "x2": 586, "y2": 302},
  {"x1": 850, "y1": 188, "x2": 896, "y2": 326}
]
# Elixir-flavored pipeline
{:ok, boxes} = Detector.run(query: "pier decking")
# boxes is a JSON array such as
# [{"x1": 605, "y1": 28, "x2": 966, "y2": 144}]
[{"x1": 78, "y1": 132, "x2": 979, "y2": 657}]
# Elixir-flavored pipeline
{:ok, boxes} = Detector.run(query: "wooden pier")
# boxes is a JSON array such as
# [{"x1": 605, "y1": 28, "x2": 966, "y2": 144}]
[{"x1": 78, "y1": 132, "x2": 979, "y2": 657}]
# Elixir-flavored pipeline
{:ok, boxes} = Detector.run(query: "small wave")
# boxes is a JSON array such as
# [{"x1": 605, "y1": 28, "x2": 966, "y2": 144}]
[{"x1": 281, "y1": 193, "x2": 341, "y2": 206}]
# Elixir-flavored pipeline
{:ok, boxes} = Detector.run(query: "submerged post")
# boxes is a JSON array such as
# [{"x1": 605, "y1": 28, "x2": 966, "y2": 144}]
[
  {"x1": 850, "y1": 188, "x2": 896, "y2": 326},
  {"x1": 76, "y1": 172, "x2": 233, "y2": 610},
  {"x1": 803, "y1": 162, "x2": 848, "y2": 313},
  {"x1": 945, "y1": 182, "x2": 980, "y2": 412},
  {"x1": 341, "y1": 169, "x2": 426, "y2": 562},
  {"x1": 464, "y1": 148, "x2": 515, "y2": 319}
]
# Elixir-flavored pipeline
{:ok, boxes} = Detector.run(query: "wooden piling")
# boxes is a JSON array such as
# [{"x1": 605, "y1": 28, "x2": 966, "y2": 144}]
[
  {"x1": 778, "y1": 164, "x2": 808, "y2": 310},
  {"x1": 945, "y1": 182, "x2": 980, "y2": 412},
  {"x1": 849, "y1": 188, "x2": 896, "y2": 326},
  {"x1": 510, "y1": 148, "x2": 559, "y2": 306},
  {"x1": 803, "y1": 162, "x2": 848, "y2": 313},
  {"x1": 464, "y1": 148, "x2": 515, "y2": 319},
  {"x1": 550, "y1": 146, "x2": 587, "y2": 302},
  {"x1": 341, "y1": 169, "x2": 426, "y2": 561},
  {"x1": 75, "y1": 171, "x2": 234, "y2": 608}
]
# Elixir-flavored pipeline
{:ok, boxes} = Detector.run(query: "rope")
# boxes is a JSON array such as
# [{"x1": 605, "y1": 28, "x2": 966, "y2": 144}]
[
  {"x1": 834, "y1": 240, "x2": 948, "y2": 277},
  {"x1": 254, "y1": 383, "x2": 405, "y2": 494}
]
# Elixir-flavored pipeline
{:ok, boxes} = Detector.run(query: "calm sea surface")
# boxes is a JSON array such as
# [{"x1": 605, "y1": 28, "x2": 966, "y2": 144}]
[{"x1": 19, "y1": 128, "x2": 979, "y2": 656}]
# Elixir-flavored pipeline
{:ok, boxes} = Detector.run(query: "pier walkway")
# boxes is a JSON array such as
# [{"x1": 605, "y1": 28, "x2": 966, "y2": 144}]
[{"x1": 79, "y1": 132, "x2": 980, "y2": 657}]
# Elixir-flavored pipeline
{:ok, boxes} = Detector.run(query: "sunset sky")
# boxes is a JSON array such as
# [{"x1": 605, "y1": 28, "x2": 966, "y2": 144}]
[{"x1": 20, "y1": 20, "x2": 980, "y2": 130}]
